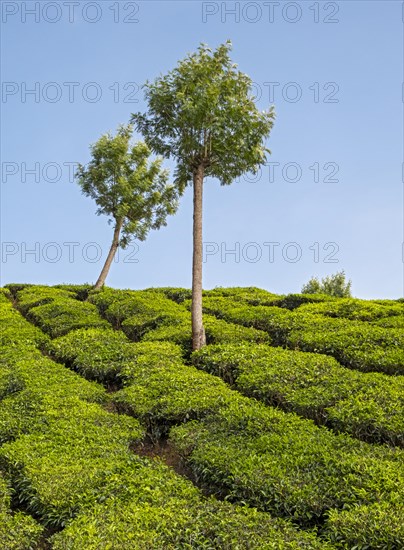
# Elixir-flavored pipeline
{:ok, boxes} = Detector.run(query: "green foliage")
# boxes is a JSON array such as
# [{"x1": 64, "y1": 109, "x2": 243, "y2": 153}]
[
  {"x1": 52, "y1": 495, "x2": 330, "y2": 549},
  {"x1": 325, "y1": 501, "x2": 404, "y2": 549},
  {"x1": 76, "y1": 124, "x2": 179, "y2": 247},
  {"x1": 192, "y1": 343, "x2": 404, "y2": 446},
  {"x1": 0, "y1": 474, "x2": 43, "y2": 549},
  {"x1": 0, "y1": 311, "x2": 50, "y2": 350},
  {"x1": 298, "y1": 298, "x2": 404, "y2": 322},
  {"x1": 54, "y1": 283, "x2": 92, "y2": 301},
  {"x1": 143, "y1": 314, "x2": 270, "y2": 357},
  {"x1": 372, "y1": 315, "x2": 404, "y2": 328},
  {"x1": 114, "y1": 359, "x2": 240, "y2": 440},
  {"x1": 132, "y1": 41, "x2": 275, "y2": 189},
  {"x1": 274, "y1": 293, "x2": 336, "y2": 310},
  {"x1": 5, "y1": 284, "x2": 404, "y2": 547},
  {"x1": 48, "y1": 327, "x2": 135, "y2": 383},
  {"x1": 150, "y1": 286, "x2": 193, "y2": 303},
  {"x1": 287, "y1": 323, "x2": 404, "y2": 375},
  {"x1": 27, "y1": 299, "x2": 109, "y2": 337},
  {"x1": 15, "y1": 285, "x2": 109, "y2": 338},
  {"x1": 302, "y1": 271, "x2": 352, "y2": 298},
  {"x1": 0, "y1": 410, "x2": 144, "y2": 527},
  {"x1": 16, "y1": 285, "x2": 76, "y2": 313},
  {"x1": 154, "y1": 286, "x2": 282, "y2": 307},
  {"x1": 2, "y1": 289, "x2": 331, "y2": 548},
  {"x1": 4, "y1": 283, "x2": 33, "y2": 297},
  {"x1": 170, "y1": 398, "x2": 404, "y2": 532},
  {"x1": 89, "y1": 288, "x2": 186, "y2": 331},
  {"x1": 201, "y1": 296, "x2": 295, "y2": 345},
  {"x1": 201, "y1": 296, "x2": 404, "y2": 374},
  {"x1": 204, "y1": 286, "x2": 282, "y2": 306},
  {"x1": 0, "y1": 287, "x2": 12, "y2": 301}
]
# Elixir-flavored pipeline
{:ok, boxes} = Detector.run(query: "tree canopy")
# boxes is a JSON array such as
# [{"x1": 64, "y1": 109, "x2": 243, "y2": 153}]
[
  {"x1": 131, "y1": 40, "x2": 275, "y2": 190},
  {"x1": 302, "y1": 271, "x2": 352, "y2": 297},
  {"x1": 76, "y1": 124, "x2": 179, "y2": 248}
]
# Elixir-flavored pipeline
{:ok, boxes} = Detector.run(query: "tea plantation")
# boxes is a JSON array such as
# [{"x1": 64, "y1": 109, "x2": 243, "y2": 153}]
[{"x1": 1, "y1": 283, "x2": 403, "y2": 548}]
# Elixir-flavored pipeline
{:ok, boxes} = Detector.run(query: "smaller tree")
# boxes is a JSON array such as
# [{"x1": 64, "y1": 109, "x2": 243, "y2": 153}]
[
  {"x1": 76, "y1": 124, "x2": 179, "y2": 289},
  {"x1": 301, "y1": 271, "x2": 352, "y2": 297}
]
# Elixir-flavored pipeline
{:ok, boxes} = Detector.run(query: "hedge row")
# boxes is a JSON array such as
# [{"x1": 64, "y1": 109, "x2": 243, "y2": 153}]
[
  {"x1": 298, "y1": 298, "x2": 404, "y2": 322},
  {"x1": 3, "y1": 290, "x2": 334, "y2": 547},
  {"x1": 372, "y1": 316, "x2": 404, "y2": 329},
  {"x1": 0, "y1": 299, "x2": 144, "y2": 525},
  {"x1": 51, "y1": 473, "x2": 328, "y2": 550},
  {"x1": 48, "y1": 327, "x2": 238, "y2": 440},
  {"x1": 170, "y1": 399, "x2": 404, "y2": 546},
  {"x1": 288, "y1": 324, "x2": 404, "y2": 375},
  {"x1": 88, "y1": 288, "x2": 270, "y2": 352},
  {"x1": 15, "y1": 288, "x2": 242, "y2": 442},
  {"x1": 0, "y1": 473, "x2": 43, "y2": 549},
  {"x1": 113, "y1": 348, "x2": 241, "y2": 440},
  {"x1": 201, "y1": 296, "x2": 404, "y2": 374},
  {"x1": 25, "y1": 287, "x2": 404, "y2": 547},
  {"x1": 48, "y1": 327, "x2": 139, "y2": 384},
  {"x1": 157, "y1": 286, "x2": 337, "y2": 309},
  {"x1": 192, "y1": 343, "x2": 404, "y2": 446}
]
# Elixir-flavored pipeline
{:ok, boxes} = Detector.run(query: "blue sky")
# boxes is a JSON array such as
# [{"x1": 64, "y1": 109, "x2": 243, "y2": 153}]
[{"x1": 1, "y1": 0, "x2": 403, "y2": 298}]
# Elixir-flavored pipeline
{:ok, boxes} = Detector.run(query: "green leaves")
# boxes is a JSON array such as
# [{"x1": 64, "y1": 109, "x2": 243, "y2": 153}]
[
  {"x1": 302, "y1": 271, "x2": 352, "y2": 298},
  {"x1": 132, "y1": 41, "x2": 275, "y2": 188},
  {"x1": 0, "y1": 474, "x2": 43, "y2": 549},
  {"x1": 192, "y1": 342, "x2": 404, "y2": 447},
  {"x1": 75, "y1": 124, "x2": 180, "y2": 246}
]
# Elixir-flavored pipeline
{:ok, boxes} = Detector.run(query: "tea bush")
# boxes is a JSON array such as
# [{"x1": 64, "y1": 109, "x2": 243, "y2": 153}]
[
  {"x1": 170, "y1": 398, "x2": 404, "y2": 532},
  {"x1": 0, "y1": 474, "x2": 43, "y2": 549},
  {"x1": 192, "y1": 343, "x2": 404, "y2": 446}
]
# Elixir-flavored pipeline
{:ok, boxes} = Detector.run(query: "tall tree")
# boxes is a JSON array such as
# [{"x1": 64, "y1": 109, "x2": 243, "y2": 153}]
[
  {"x1": 132, "y1": 41, "x2": 275, "y2": 350},
  {"x1": 76, "y1": 124, "x2": 179, "y2": 289}
]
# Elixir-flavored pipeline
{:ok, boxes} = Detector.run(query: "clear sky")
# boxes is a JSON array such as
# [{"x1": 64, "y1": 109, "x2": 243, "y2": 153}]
[{"x1": 1, "y1": 0, "x2": 403, "y2": 298}]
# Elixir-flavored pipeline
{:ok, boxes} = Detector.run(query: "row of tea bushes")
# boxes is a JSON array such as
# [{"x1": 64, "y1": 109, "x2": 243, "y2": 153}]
[
  {"x1": 0, "y1": 302, "x2": 45, "y2": 550},
  {"x1": 31, "y1": 286, "x2": 404, "y2": 547},
  {"x1": 297, "y1": 298, "x2": 404, "y2": 322},
  {"x1": 170, "y1": 399, "x2": 404, "y2": 547},
  {"x1": 51, "y1": 476, "x2": 328, "y2": 550},
  {"x1": 49, "y1": 328, "x2": 240, "y2": 440},
  {"x1": 200, "y1": 296, "x2": 404, "y2": 374},
  {"x1": 14, "y1": 288, "x2": 243, "y2": 442},
  {"x1": 87, "y1": 288, "x2": 270, "y2": 354},
  {"x1": 0, "y1": 295, "x2": 143, "y2": 522},
  {"x1": 10, "y1": 284, "x2": 110, "y2": 337},
  {"x1": 4, "y1": 288, "x2": 336, "y2": 548},
  {"x1": 0, "y1": 473, "x2": 43, "y2": 549},
  {"x1": 156, "y1": 286, "x2": 337, "y2": 309},
  {"x1": 192, "y1": 343, "x2": 404, "y2": 446}
]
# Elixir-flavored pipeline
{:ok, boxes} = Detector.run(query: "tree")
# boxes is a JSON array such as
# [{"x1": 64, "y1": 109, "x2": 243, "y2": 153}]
[
  {"x1": 75, "y1": 124, "x2": 179, "y2": 289},
  {"x1": 302, "y1": 271, "x2": 352, "y2": 297},
  {"x1": 132, "y1": 41, "x2": 275, "y2": 350}
]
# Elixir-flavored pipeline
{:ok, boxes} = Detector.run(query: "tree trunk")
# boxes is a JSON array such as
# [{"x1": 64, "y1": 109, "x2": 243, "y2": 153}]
[
  {"x1": 192, "y1": 164, "x2": 206, "y2": 351},
  {"x1": 94, "y1": 219, "x2": 123, "y2": 290}
]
